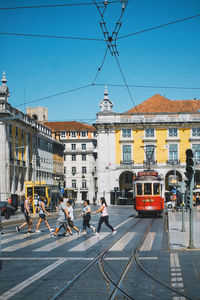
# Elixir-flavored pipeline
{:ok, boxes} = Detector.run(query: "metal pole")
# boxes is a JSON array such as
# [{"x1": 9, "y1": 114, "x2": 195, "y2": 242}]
[
  {"x1": 188, "y1": 174, "x2": 195, "y2": 249},
  {"x1": 181, "y1": 192, "x2": 186, "y2": 232}
]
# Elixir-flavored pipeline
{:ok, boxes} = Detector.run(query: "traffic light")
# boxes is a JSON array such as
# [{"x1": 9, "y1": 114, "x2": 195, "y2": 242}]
[
  {"x1": 185, "y1": 193, "x2": 191, "y2": 209},
  {"x1": 185, "y1": 149, "x2": 194, "y2": 187}
]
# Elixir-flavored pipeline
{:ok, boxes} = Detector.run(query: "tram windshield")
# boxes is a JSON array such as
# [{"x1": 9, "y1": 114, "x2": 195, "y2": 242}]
[{"x1": 136, "y1": 182, "x2": 161, "y2": 196}]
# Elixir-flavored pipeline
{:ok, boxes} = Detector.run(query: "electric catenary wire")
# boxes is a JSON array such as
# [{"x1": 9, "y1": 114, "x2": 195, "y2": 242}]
[
  {"x1": 0, "y1": 32, "x2": 104, "y2": 42},
  {"x1": 117, "y1": 14, "x2": 200, "y2": 40},
  {"x1": 92, "y1": 46, "x2": 109, "y2": 84},
  {"x1": 0, "y1": 1, "x2": 121, "y2": 10},
  {"x1": 93, "y1": 0, "x2": 129, "y2": 55},
  {"x1": 93, "y1": 83, "x2": 200, "y2": 90},
  {"x1": 15, "y1": 84, "x2": 92, "y2": 107}
]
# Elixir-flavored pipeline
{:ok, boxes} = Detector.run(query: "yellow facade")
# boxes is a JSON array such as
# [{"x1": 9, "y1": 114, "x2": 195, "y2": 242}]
[
  {"x1": 133, "y1": 129, "x2": 144, "y2": 164},
  {"x1": 115, "y1": 130, "x2": 121, "y2": 164},
  {"x1": 156, "y1": 129, "x2": 167, "y2": 163},
  {"x1": 179, "y1": 128, "x2": 190, "y2": 163}
]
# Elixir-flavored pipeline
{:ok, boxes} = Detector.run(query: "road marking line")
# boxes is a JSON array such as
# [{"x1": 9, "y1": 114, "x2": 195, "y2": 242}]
[
  {"x1": 33, "y1": 233, "x2": 79, "y2": 252},
  {"x1": 170, "y1": 253, "x2": 185, "y2": 299},
  {"x1": 140, "y1": 232, "x2": 156, "y2": 251},
  {"x1": 0, "y1": 257, "x2": 94, "y2": 261},
  {"x1": 69, "y1": 233, "x2": 109, "y2": 251},
  {"x1": 2, "y1": 233, "x2": 38, "y2": 244},
  {"x1": 110, "y1": 232, "x2": 136, "y2": 251},
  {"x1": 104, "y1": 257, "x2": 129, "y2": 260},
  {"x1": 2, "y1": 234, "x2": 51, "y2": 252},
  {"x1": 138, "y1": 256, "x2": 158, "y2": 260},
  {"x1": 0, "y1": 258, "x2": 67, "y2": 300}
]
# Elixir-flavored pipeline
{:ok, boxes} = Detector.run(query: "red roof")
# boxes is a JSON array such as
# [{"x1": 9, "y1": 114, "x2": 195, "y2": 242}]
[
  {"x1": 43, "y1": 121, "x2": 95, "y2": 132},
  {"x1": 126, "y1": 94, "x2": 200, "y2": 114}
]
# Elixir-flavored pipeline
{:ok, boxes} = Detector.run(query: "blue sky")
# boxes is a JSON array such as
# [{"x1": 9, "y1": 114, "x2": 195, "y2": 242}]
[{"x1": 0, "y1": 0, "x2": 200, "y2": 123}]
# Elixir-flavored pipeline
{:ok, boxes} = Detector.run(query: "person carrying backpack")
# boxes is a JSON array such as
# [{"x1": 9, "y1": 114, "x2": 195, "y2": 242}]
[{"x1": 35, "y1": 198, "x2": 53, "y2": 234}]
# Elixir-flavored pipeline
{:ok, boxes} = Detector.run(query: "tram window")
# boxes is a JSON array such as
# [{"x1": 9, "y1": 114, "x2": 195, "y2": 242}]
[
  {"x1": 144, "y1": 183, "x2": 152, "y2": 195},
  {"x1": 136, "y1": 183, "x2": 142, "y2": 195},
  {"x1": 153, "y1": 183, "x2": 160, "y2": 195}
]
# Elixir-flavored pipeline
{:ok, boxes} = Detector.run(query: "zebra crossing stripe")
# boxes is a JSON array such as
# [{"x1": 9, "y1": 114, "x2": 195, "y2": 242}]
[
  {"x1": 2, "y1": 232, "x2": 38, "y2": 245},
  {"x1": 109, "y1": 232, "x2": 136, "y2": 251},
  {"x1": 140, "y1": 232, "x2": 156, "y2": 251},
  {"x1": 2, "y1": 234, "x2": 51, "y2": 252},
  {"x1": 69, "y1": 233, "x2": 109, "y2": 252},
  {"x1": 33, "y1": 233, "x2": 79, "y2": 252},
  {"x1": 0, "y1": 258, "x2": 67, "y2": 300}
]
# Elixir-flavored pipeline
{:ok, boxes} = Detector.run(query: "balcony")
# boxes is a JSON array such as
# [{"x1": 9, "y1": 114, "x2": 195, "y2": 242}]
[
  {"x1": 143, "y1": 160, "x2": 157, "y2": 166},
  {"x1": 22, "y1": 160, "x2": 26, "y2": 167},
  {"x1": 17, "y1": 159, "x2": 20, "y2": 166},
  {"x1": 166, "y1": 159, "x2": 180, "y2": 165},
  {"x1": 120, "y1": 160, "x2": 134, "y2": 165}
]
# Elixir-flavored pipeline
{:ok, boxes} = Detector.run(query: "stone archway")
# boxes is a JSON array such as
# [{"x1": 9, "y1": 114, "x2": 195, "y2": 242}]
[
  {"x1": 119, "y1": 171, "x2": 135, "y2": 199},
  {"x1": 165, "y1": 170, "x2": 182, "y2": 192}
]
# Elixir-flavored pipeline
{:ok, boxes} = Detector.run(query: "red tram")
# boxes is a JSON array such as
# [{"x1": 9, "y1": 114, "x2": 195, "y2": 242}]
[{"x1": 133, "y1": 170, "x2": 164, "y2": 216}]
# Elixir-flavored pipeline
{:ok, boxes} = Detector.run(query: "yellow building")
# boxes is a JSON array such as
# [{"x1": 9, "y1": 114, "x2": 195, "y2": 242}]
[{"x1": 95, "y1": 89, "x2": 200, "y2": 203}]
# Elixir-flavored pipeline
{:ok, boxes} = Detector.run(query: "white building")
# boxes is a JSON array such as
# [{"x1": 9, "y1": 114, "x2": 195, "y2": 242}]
[
  {"x1": 0, "y1": 72, "x2": 64, "y2": 201},
  {"x1": 44, "y1": 121, "x2": 97, "y2": 203}
]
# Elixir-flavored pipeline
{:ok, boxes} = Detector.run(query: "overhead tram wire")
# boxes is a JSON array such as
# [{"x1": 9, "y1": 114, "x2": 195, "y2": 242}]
[
  {"x1": 93, "y1": 83, "x2": 200, "y2": 90},
  {"x1": 15, "y1": 84, "x2": 92, "y2": 107},
  {"x1": 0, "y1": 32, "x2": 104, "y2": 42},
  {"x1": 92, "y1": 46, "x2": 109, "y2": 84},
  {"x1": 117, "y1": 13, "x2": 200, "y2": 40},
  {"x1": 0, "y1": 1, "x2": 121, "y2": 10}
]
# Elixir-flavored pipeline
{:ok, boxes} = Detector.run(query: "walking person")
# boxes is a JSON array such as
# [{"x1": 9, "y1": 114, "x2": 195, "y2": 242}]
[
  {"x1": 52, "y1": 197, "x2": 70, "y2": 237},
  {"x1": 35, "y1": 198, "x2": 53, "y2": 234},
  {"x1": 65, "y1": 200, "x2": 80, "y2": 235},
  {"x1": 79, "y1": 200, "x2": 96, "y2": 235},
  {"x1": 16, "y1": 192, "x2": 33, "y2": 234},
  {"x1": 93, "y1": 197, "x2": 116, "y2": 235}
]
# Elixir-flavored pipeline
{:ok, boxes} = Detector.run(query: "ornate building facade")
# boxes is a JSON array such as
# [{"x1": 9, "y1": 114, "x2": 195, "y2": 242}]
[
  {"x1": 94, "y1": 88, "x2": 200, "y2": 204},
  {"x1": 0, "y1": 72, "x2": 64, "y2": 201}
]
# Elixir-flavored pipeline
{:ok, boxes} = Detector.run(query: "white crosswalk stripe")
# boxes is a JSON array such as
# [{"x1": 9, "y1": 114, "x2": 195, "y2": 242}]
[
  {"x1": 69, "y1": 233, "x2": 109, "y2": 252},
  {"x1": 2, "y1": 234, "x2": 51, "y2": 252},
  {"x1": 140, "y1": 232, "x2": 156, "y2": 251},
  {"x1": 34, "y1": 233, "x2": 79, "y2": 252},
  {"x1": 109, "y1": 232, "x2": 136, "y2": 251},
  {"x1": 1, "y1": 218, "x2": 132, "y2": 253}
]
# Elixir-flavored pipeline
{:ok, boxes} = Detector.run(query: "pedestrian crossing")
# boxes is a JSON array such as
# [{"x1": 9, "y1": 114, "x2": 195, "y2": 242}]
[{"x1": 1, "y1": 219, "x2": 160, "y2": 253}]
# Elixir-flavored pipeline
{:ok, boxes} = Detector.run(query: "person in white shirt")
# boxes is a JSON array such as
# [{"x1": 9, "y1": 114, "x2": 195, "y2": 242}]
[
  {"x1": 65, "y1": 200, "x2": 80, "y2": 235},
  {"x1": 93, "y1": 197, "x2": 116, "y2": 235}
]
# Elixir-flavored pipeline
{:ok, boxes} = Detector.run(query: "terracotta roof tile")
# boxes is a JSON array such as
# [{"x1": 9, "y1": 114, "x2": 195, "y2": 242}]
[
  {"x1": 126, "y1": 93, "x2": 200, "y2": 114},
  {"x1": 43, "y1": 121, "x2": 96, "y2": 132}
]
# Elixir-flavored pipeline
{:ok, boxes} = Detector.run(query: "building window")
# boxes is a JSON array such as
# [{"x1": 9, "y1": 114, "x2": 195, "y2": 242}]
[
  {"x1": 64, "y1": 167, "x2": 66, "y2": 174},
  {"x1": 192, "y1": 128, "x2": 200, "y2": 137},
  {"x1": 192, "y1": 144, "x2": 200, "y2": 161},
  {"x1": 169, "y1": 128, "x2": 178, "y2": 137},
  {"x1": 169, "y1": 144, "x2": 178, "y2": 161},
  {"x1": 72, "y1": 154, "x2": 76, "y2": 161},
  {"x1": 82, "y1": 167, "x2": 86, "y2": 174},
  {"x1": 82, "y1": 131, "x2": 86, "y2": 137},
  {"x1": 64, "y1": 155, "x2": 66, "y2": 161},
  {"x1": 82, "y1": 143, "x2": 86, "y2": 150},
  {"x1": 72, "y1": 180, "x2": 76, "y2": 188},
  {"x1": 9, "y1": 142, "x2": 13, "y2": 160},
  {"x1": 71, "y1": 144, "x2": 76, "y2": 151},
  {"x1": 21, "y1": 129, "x2": 24, "y2": 139},
  {"x1": 145, "y1": 128, "x2": 154, "y2": 138},
  {"x1": 71, "y1": 131, "x2": 76, "y2": 138},
  {"x1": 122, "y1": 145, "x2": 131, "y2": 162},
  {"x1": 122, "y1": 129, "x2": 131, "y2": 138},
  {"x1": 82, "y1": 154, "x2": 86, "y2": 161},
  {"x1": 15, "y1": 127, "x2": 18, "y2": 137},
  {"x1": 9, "y1": 124, "x2": 12, "y2": 136},
  {"x1": 145, "y1": 145, "x2": 155, "y2": 162},
  {"x1": 72, "y1": 167, "x2": 76, "y2": 175},
  {"x1": 60, "y1": 132, "x2": 66, "y2": 138},
  {"x1": 82, "y1": 180, "x2": 87, "y2": 188}
]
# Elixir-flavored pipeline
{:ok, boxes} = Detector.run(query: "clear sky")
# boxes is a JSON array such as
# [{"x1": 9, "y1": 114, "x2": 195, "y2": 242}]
[{"x1": 0, "y1": 0, "x2": 200, "y2": 123}]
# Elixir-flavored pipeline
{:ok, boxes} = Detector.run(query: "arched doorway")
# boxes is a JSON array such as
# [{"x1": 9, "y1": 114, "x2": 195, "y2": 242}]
[
  {"x1": 165, "y1": 170, "x2": 182, "y2": 201},
  {"x1": 119, "y1": 171, "x2": 135, "y2": 200}
]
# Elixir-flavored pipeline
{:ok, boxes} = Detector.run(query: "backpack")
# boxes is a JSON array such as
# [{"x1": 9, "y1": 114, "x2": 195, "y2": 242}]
[{"x1": 20, "y1": 201, "x2": 24, "y2": 213}]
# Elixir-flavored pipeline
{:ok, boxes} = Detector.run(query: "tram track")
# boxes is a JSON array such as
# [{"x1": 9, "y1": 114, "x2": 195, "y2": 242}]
[
  {"x1": 51, "y1": 215, "x2": 141, "y2": 300},
  {"x1": 99, "y1": 214, "x2": 195, "y2": 300}
]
